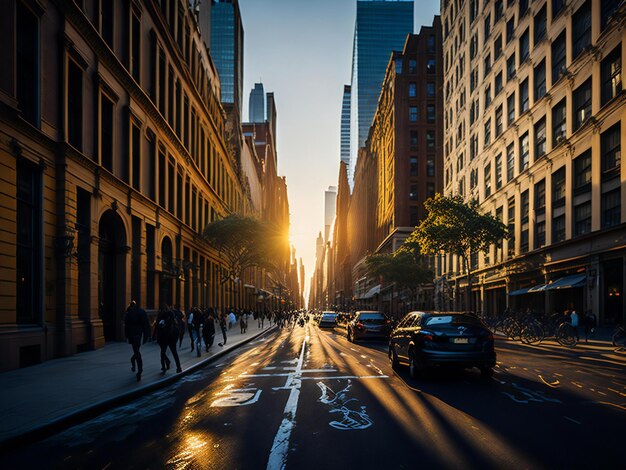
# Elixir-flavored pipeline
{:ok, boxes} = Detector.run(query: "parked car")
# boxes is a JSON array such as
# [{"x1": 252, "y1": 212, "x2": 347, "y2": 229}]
[
  {"x1": 347, "y1": 311, "x2": 391, "y2": 342},
  {"x1": 318, "y1": 312, "x2": 338, "y2": 328},
  {"x1": 389, "y1": 311, "x2": 496, "y2": 378}
]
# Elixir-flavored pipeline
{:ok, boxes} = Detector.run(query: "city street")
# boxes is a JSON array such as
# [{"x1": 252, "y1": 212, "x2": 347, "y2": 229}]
[{"x1": 2, "y1": 322, "x2": 624, "y2": 469}]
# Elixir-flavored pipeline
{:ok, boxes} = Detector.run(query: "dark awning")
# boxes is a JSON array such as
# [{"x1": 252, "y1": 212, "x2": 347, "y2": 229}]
[
  {"x1": 362, "y1": 285, "x2": 381, "y2": 299},
  {"x1": 508, "y1": 287, "x2": 532, "y2": 296},
  {"x1": 544, "y1": 274, "x2": 586, "y2": 290}
]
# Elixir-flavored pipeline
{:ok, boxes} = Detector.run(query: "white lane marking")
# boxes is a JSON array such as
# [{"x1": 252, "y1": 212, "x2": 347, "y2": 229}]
[
  {"x1": 563, "y1": 416, "x2": 582, "y2": 425},
  {"x1": 317, "y1": 381, "x2": 373, "y2": 430},
  {"x1": 302, "y1": 375, "x2": 388, "y2": 380},
  {"x1": 242, "y1": 373, "x2": 290, "y2": 378},
  {"x1": 211, "y1": 385, "x2": 262, "y2": 408},
  {"x1": 301, "y1": 369, "x2": 338, "y2": 373},
  {"x1": 266, "y1": 334, "x2": 309, "y2": 470},
  {"x1": 263, "y1": 367, "x2": 278, "y2": 370}
]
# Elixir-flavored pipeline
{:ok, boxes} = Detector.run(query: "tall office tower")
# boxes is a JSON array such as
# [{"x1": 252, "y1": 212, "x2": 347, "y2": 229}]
[
  {"x1": 324, "y1": 186, "x2": 338, "y2": 243},
  {"x1": 210, "y1": 0, "x2": 244, "y2": 111},
  {"x1": 440, "y1": 0, "x2": 625, "y2": 324},
  {"x1": 340, "y1": 85, "x2": 351, "y2": 169},
  {"x1": 249, "y1": 83, "x2": 266, "y2": 123},
  {"x1": 349, "y1": 0, "x2": 414, "y2": 188}
]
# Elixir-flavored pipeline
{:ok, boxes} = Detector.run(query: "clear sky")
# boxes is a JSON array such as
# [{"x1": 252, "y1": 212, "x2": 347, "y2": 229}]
[{"x1": 238, "y1": 0, "x2": 441, "y2": 303}]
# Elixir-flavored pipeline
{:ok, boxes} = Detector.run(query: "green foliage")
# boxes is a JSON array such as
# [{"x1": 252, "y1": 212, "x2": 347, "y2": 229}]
[
  {"x1": 365, "y1": 249, "x2": 433, "y2": 292},
  {"x1": 202, "y1": 214, "x2": 283, "y2": 284},
  {"x1": 407, "y1": 193, "x2": 508, "y2": 263}
]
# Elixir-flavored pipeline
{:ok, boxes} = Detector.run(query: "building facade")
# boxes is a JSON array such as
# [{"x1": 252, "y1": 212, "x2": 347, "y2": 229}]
[
  {"x1": 440, "y1": 0, "x2": 625, "y2": 324},
  {"x1": 0, "y1": 0, "x2": 279, "y2": 371},
  {"x1": 340, "y1": 85, "x2": 351, "y2": 169},
  {"x1": 324, "y1": 185, "x2": 337, "y2": 242},
  {"x1": 248, "y1": 82, "x2": 265, "y2": 123},
  {"x1": 349, "y1": 0, "x2": 414, "y2": 188}
]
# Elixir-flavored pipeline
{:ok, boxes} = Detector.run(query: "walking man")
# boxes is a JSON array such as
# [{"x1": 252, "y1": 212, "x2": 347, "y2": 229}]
[
  {"x1": 203, "y1": 309, "x2": 216, "y2": 351},
  {"x1": 218, "y1": 311, "x2": 228, "y2": 347},
  {"x1": 155, "y1": 305, "x2": 182, "y2": 374},
  {"x1": 124, "y1": 300, "x2": 150, "y2": 381}
]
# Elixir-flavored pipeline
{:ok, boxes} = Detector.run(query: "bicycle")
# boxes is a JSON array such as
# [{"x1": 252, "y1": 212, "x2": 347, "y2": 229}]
[
  {"x1": 555, "y1": 322, "x2": 578, "y2": 347},
  {"x1": 612, "y1": 325, "x2": 625, "y2": 350}
]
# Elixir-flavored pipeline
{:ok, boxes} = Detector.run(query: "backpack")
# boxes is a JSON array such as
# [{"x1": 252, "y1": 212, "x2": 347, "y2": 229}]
[{"x1": 159, "y1": 311, "x2": 177, "y2": 337}]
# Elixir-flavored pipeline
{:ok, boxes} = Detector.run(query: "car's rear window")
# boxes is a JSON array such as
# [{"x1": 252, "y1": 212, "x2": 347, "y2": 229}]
[
  {"x1": 358, "y1": 313, "x2": 385, "y2": 320},
  {"x1": 321, "y1": 314, "x2": 337, "y2": 320}
]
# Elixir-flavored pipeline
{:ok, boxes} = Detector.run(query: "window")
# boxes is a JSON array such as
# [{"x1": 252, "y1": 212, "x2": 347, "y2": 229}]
[
  {"x1": 534, "y1": 60, "x2": 546, "y2": 101},
  {"x1": 601, "y1": 122, "x2": 621, "y2": 178},
  {"x1": 428, "y1": 34, "x2": 435, "y2": 53},
  {"x1": 602, "y1": 188, "x2": 621, "y2": 228},
  {"x1": 131, "y1": 121, "x2": 141, "y2": 190},
  {"x1": 519, "y1": 29, "x2": 529, "y2": 63},
  {"x1": 507, "y1": 54, "x2": 516, "y2": 80},
  {"x1": 67, "y1": 60, "x2": 83, "y2": 151},
  {"x1": 572, "y1": 1, "x2": 591, "y2": 59},
  {"x1": 495, "y1": 0, "x2": 503, "y2": 21},
  {"x1": 100, "y1": 93, "x2": 114, "y2": 172},
  {"x1": 495, "y1": 153, "x2": 503, "y2": 189},
  {"x1": 410, "y1": 157, "x2": 418, "y2": 176},
  {"x1": 552, "y1": 0, "x2": 565, "y2": 19},
  {"x1": 158, "y1": 148, "x2": 166, "y2": 207},
  {"x1": 470, "y1": 134, "x2": 478, "y2": 160},
  {"x1": 484, "y1": 119, "x2": 491, "y2": 147},
  {"x1": 427, "y1": 105, "x2": 435, "y2": 123},
  {"x1": 470, "y1": 0, "x2": 478, "y2": 23},
  {"x1": 410, "y1": 206, "x2": 419, "y2": 226},
  {"x1": 427, "y1": 58, "x2": 435, "y2": 73},
  {"x1": 572, "y1": 201, "x2": 592, "y2": 237},
  {"x1": 535, "y1": 179, "x2": 546, "y2": 212},
  {"x1": 409, "y1": 106, "x2": 418, "y2": 122},
  {"x1": 409, "y1": 59, "x2": 417, "y2": 73},
  {"x1": 552, "y1": 99, "x2": 566, "y2": 144},
  {"x1": 507, "y1": 197, "x2": 516, "y2": 257},
  {"x1": 427, "y1": 155, "x2": 435, "y2": 177},
  {"x1": 495, "y1": 71, "x2": 503, "y2": 95},
  {"x1": 534, "y1": 117, "x2": 546, "y2": 160},
  {"x1": 494, "y1": 34, "x2": 503, "y2": 59},
  {"x1": 552, "y1": 31, "x2": 567, "y2": 85},
  {"x1": 552, "y1": 215, "x2": 565, "y2": 243},
  {"x1": 534, "y1": 5, "x2": 547, "y2": 44},
  {"x1": 396, "y1": 60, "x2": 403, "y2": 75},
  {"x1": 100, "y1": 0, "x2": 114, "y2": 47},
  {"x1": 484, "y1": 53, "x2": 492, "y2": 77},
  {"x1": 574, "y1": 150, "x2": 592, "y2": 191},
  {"x1": 16, "y1": 160, "x2": 42, "y2": 324},
  {"x1": 484, "y1": 14, "x2": 491, "y2": 40},
  {"x1": 506, "y1": 16, "x2": 515, "y2": 43},
  {"x1": 147, "y1": 132, "x2": 155, "y2": 200},
  {"x1": 409, "y1": 82, "x2": 416, "y2": 97},
  {"x1": 470, "y1": 33, "x2": 478, "y2": 59},
  {"x1": 16, "y1": 2, "x2": 40, "y2": 127},
  {"x1": 470, "y1": 67, "x2": 479, "y2": 92},
  {"x1": 485, "y1": 163, "x2": 492, "y2": 198},
  {"x1": 519, "y1": 132, "x2": 529, "y2": 172},
  {"x1": 485, "y1": 85, "x2": 492, "y2": 108},
  {"x1": 601, "y1": 45, "x2": 622, "y2": 106},
  {"x1": 519, "y1": 0, "x2": 529, "y2": 17},
  {"x1": 535, "y1": 221, "x2": 546, "y2": 248},
  {"x1": 409, "y1": 184, "x2": 418, "y2": 201},
  {"x1": 495, "y1": 105, "x2": 503, "y2": 137},
  {"x1": 410, "y1": 130, "x2": 418, "y2": 147},
  {"x1": 507, "y1": 92, "x2": 515, "y2": 125},
  {"x1": 427, "y1": 130, "x2": 435, "y2": 149},
  {"x1": 552, "y1": 166, "x2": 566, "y2": 207},
  {"x1": 427, "y1": 82, "x2": 435, "y2": 98},
  {"x1": 506, "y1": 142, "x2": 515, "y2": 181},
  {"x1": 427, "y1": 183, "x2": 435, "y2": 198},
  {"x1": 602, "y1": 0, "x2": 621, "y2": 30},
  {"x1": 534, "y1": 178, "x2": 546, "y2": 247},
  {"x1": 519, "y1": 78, "x2": 529, "y2": 113},
  {"x1": 573, "y1": 78, "x2": 592, "y2": 131},
  {"x1": 520, "y1": 189, "x2": 529, "y2": 251}
]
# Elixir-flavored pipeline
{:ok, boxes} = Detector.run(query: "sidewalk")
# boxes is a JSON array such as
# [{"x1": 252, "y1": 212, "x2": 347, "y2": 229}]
[{"x1": 0, "y1": 319, "x2": 275, "y2": 450}]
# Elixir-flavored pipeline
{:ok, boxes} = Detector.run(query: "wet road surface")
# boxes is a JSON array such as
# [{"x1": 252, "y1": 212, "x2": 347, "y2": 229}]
[{"x1": 1, "y1": 323, "x2": 624, "y2": 469}]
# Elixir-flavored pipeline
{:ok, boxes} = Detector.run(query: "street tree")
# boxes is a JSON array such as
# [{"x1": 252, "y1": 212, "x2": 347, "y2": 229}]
[
  {"x1": 202, "y1": 214, "x2": 282, "y2": 286},
  {"x1": 406, "y1": 193, "x2": 508, "y2": 312}
]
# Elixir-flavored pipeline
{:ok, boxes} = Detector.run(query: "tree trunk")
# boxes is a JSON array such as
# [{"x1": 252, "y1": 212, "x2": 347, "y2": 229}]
[{"x1": 463, "y1": 254, "x2": 473, "y2": 313}]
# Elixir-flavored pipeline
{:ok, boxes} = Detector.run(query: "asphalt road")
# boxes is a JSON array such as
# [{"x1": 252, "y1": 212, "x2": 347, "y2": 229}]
[{"x1": 2, "y1": 322, "x2": 624, "y2": 469}]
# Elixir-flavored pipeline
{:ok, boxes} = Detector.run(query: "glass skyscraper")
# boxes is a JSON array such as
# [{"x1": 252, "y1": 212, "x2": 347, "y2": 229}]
[
  {"x1": 340, "y1": 85, "x2": 351, "y2": 168},
  {"x1": 349, "y1": 0, "x2": 414, "y2": 188},
  {"x1": 210, "y1": 0, "x2": 244, "y2": 110},
  {"x1": 249, "y1": 82, "x2": 265, "y2": 123}
]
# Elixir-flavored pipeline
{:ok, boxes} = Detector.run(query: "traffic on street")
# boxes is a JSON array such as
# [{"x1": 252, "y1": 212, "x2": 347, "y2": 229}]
[{"x1": 2, "y1": 313, "x2": 624, "y2": 469}]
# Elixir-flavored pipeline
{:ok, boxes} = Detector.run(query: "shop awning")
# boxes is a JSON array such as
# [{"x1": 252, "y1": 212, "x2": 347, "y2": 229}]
[
  {"x1": 508, "y1": 287, "x2": 532, "y2": 296},
  {"x1": 544, "y1": 274, "x2": 586, "y2": 290},
  {"x1": 528, "y1": 284, "x2": 548, "y2": 292},
  {"x1": 244, "y1": 284, "x2": 256, "y2": 289},
  {"x1": 362, "y1": 285, "x2": 381, "y2": 299}
]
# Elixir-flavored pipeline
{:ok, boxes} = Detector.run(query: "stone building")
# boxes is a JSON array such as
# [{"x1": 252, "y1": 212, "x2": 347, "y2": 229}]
[
  {"x1": 440, "y1": 0, "x2": 625, "y2": 324},
  {"x1": 0, "y1": 0, "x2": 267, "y2": 371}
]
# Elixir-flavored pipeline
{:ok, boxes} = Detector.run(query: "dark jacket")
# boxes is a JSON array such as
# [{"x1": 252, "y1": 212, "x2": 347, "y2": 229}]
[
  {"x1": 125, "y1": 306, "x2": 150, "y2": 343},
  {"x1": 155, "y1": 309, "x2": 179, "y2": 344}
]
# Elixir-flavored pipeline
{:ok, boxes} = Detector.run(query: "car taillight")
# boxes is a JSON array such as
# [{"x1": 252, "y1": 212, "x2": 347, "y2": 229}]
[
  {"x1": 356, "y1": 322, "x2": 364, "y2": 329},
  {"x1": 423, "y1": 334, "x2": 433, "y2": 341}
]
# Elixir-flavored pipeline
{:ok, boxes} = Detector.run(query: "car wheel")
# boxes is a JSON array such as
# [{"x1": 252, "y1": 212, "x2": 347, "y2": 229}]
[
  {"x1": 389, "y1": 347, "x2": 400, "y2": 370},
  {"x1": 409, "y1": 350, "x2": 423, "y2": 379},
  {"x1": 479, "y1": 366, "x2": 494, "y2": 378}
]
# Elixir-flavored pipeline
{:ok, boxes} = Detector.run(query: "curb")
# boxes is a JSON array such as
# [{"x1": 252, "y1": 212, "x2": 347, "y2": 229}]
[{"x1": 0, "y1": 325, "x2": 277, "y2": 454}]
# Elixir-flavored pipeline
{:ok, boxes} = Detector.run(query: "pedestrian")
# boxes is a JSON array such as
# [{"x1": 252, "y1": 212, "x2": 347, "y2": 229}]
[
  {"x1": 218, "y1": 311, "x2": 228, "y2": 347},
  {"x1": 240, "y1": 312, "x2": 247, "y2": 334},
  {"x1": 570, "y1": 308, "x2": 580, "y2": 341},
  {"x1": 188, "y1": 307, "x2": 203, "y2": 357},
  {"x1": 583, "y1": 310, "x2": 596, "y2": 342},
  {"x1": 203, "y1": 309, "x2": 216, "y2": 351},
  {"x1": 124, "y1": 300, "x2": 150, "y2": 381},
  {"x1": 155, "y1": 305, "x2": 182, "y2": 373},
  {"x1": 174, "y1": 305, "x2": 185, "y2": 348},
  {"x1": 228, "y1": 309, "x2": 237, "y2": 330}
]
